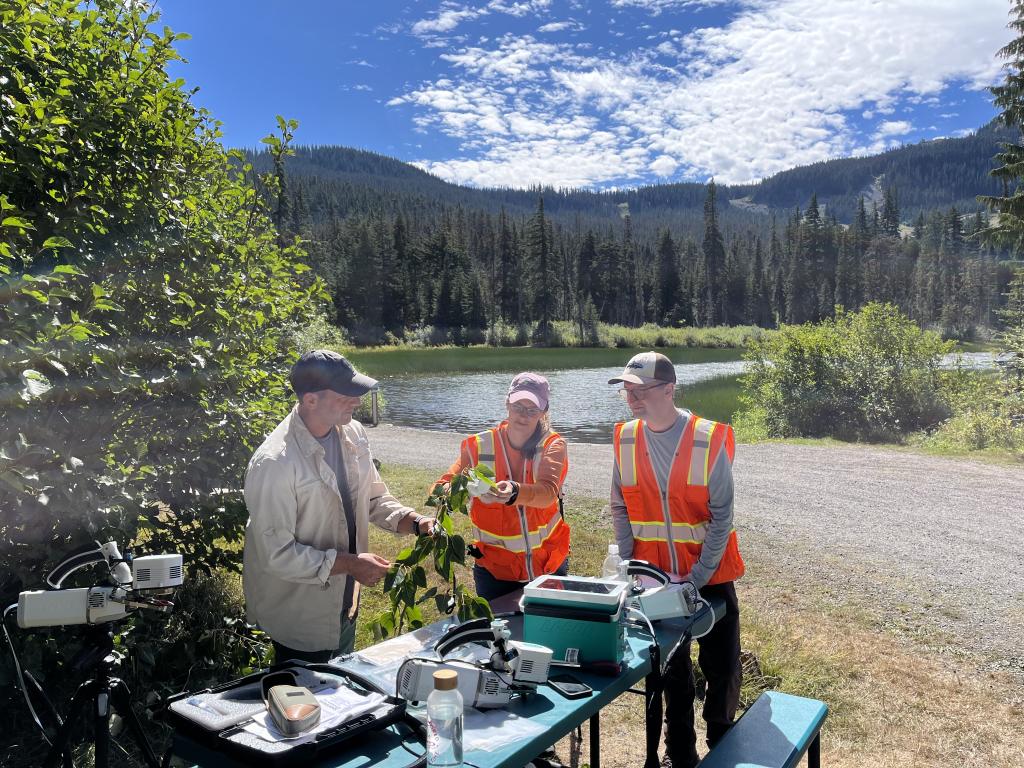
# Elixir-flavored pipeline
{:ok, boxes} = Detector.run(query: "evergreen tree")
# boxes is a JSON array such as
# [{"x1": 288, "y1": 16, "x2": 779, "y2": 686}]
[
  {"x1": 701, "y1": 181, "x2": 726, "y2": 325},
  {"x1": 981, "y1": 1, "x2": 1024, "y2": 253},
  {"x1": 880, "y1": 187, "x2": 900, "y2": 237},
  {"x1": 528, "y1": 197, "x2": 554, "y2": 344},
  {"x1": 655, "y1": 229, "x2": 681, "y2": 323}
]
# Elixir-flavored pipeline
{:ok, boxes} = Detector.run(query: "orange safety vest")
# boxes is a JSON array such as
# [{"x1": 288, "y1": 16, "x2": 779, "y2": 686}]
[
  {"x1": 465, "y1": 424, "x2": 570, "y2": 583},
  {"x1": 613, "y1": 415, "x2": 744, "y2": 585}
]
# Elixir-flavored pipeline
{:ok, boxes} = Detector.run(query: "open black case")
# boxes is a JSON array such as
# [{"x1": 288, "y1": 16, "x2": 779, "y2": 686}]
[{"x1": 160, "y1": 660, "x2": 408, "y2": 767}]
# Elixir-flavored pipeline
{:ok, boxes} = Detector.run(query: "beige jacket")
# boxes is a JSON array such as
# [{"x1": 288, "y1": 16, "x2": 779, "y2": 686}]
[{"x1": 242, "y1": 405, "x2": 414, "y2": 651}]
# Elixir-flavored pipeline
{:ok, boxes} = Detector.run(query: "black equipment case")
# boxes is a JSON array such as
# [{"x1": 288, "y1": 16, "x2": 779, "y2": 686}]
[{"x1": 160, "y1": 661, "x2": 407, "y2": 767}]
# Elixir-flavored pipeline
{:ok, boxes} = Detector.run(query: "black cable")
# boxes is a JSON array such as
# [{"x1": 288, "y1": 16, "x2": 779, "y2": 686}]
[{"x1": 3, "y1": 603, "x2": 54, "y2": 745}]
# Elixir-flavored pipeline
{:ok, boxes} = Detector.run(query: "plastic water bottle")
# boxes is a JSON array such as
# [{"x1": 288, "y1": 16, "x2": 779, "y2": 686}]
[
  {"x1": 427, "y1": 669, "x2": 463, "y2": 767},
  {"x1": 601, "y1": 543, "x2": 623, "y2": 579}
]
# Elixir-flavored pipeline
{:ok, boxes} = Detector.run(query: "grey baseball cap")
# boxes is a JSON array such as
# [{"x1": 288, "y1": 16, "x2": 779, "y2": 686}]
[
  {"x1": 608, "y1": 351, "x2": 677, "y2": 385},
  {"x1": 290, "y1": 350, "x2": 378, "y2": 397}
]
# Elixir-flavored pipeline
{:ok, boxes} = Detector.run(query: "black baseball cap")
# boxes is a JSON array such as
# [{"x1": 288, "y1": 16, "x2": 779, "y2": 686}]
[{"x1": 289, "y1": 350, "x2": 378, "y2": 397}]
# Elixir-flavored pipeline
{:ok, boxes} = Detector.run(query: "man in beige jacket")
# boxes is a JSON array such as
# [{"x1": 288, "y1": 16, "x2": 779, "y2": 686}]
[{"x1": 243, "y1": 350, "x2": 434, "y2": 663}]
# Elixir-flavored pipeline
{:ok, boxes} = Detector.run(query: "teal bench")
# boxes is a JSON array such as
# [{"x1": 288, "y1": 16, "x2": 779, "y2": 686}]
[{"x1": 698, "y1": 691, "x2": 828, "y2": 768}]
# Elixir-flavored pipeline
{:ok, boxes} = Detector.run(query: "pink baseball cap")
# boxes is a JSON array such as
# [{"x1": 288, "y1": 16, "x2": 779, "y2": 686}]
[{"x1": 507, "y1": 372, "x2": 550, "y2": 411}]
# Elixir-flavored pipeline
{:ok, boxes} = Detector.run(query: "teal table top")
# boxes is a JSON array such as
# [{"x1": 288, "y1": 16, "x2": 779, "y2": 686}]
[{"x1": 171, "y1": 598, "x2": 724, "y2": 768}]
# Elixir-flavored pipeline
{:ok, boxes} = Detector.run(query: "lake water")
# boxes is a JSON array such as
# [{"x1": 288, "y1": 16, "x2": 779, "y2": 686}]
[{"x1": 378, "y1": 352, "x2": 996, "y2": 443}]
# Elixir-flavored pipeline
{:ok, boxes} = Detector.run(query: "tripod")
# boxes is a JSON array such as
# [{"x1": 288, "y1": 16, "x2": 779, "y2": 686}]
[{"x1": 43, "y1": 626, "x2": 160, "y2": 768}]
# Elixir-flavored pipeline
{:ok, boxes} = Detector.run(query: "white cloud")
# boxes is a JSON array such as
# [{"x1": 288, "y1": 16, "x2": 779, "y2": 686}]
[
  {"x1": 649, "y1": 155, "x2": 679, "y2": 177},
  {"x1": 538, "y1": 20, "x2": 584, "y2": 33},
  {"x1": 611, "y1": 0, "x2": 737, "y2": 12},
  {"x1": 874, "y1": 120, "x2": 913, "y2": 138},
  {"x1": 396, "y1": 0, "x2": 1012, "y2": 187},
  {"x1": 412, "y1": 0, "x2": 552, "y2": 38},
  {"x1": 412, "y1": 6, "x2": 483, "y2": 36}
]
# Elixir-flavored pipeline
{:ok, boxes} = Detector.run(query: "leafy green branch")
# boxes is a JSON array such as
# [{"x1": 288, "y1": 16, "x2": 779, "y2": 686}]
[{"x1": 368, "y1": 466, "x2": 496, "y2": 640}]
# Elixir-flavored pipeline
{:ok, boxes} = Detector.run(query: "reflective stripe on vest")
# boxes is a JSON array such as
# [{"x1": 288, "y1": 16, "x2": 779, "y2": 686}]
[
  {"x1": 631, "y1": 520, "x2": 709, "y2": 544},
  {"x1": 617, "y1": 419, "x2": 640, "y2": 487},
  {"x1": 687, "y1": 417, "x2": 718, "y2": 486},
  {"x1": 475, "y1": 513, "x2": 565, "y2": 553},
  {"x1": 474, "y1": 430, "x2": 496, "y2": 472}
]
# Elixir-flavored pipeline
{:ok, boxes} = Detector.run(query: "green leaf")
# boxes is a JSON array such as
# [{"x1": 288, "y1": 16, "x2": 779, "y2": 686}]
[
  {"x1": 450, "y1": 535, "x2": 466, "y2": 566},
  {"x1": 415, "y1": 587, "x2": 438, "y2": 606},
  {"x1": 2, "y1": 216, "x2": 33, "y2": 229},
  {"x1": 52, "y1": 264, "x2": 86, "y2": 276},
  {"x1": 42, "y1": 236, "x2": 73, "y2": 249},
  {"x1": 412, "y1": 566, "x2": 427, "y2": 588}
]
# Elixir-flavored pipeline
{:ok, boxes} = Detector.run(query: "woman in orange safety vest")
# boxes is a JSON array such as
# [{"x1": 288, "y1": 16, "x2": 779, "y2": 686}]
[{"x1": 436, "y1": 372, "x2": 570, "y2": 601}]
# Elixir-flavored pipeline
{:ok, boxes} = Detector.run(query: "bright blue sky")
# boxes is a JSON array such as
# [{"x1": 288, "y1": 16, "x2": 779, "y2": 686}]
[{"x1": 158, "y1": 0, "x2": 1012, "y2": 189}]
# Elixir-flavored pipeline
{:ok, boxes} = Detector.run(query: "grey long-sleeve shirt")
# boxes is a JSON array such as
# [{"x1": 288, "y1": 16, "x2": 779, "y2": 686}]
[{"x1": 610, "y1": 409, "x2": 735, "y2": 588}]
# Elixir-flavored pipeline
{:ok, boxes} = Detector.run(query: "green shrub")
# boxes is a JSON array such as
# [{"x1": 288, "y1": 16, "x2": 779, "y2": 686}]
[
  {"x1": 283, "y1": 312, "x2": 351, "y2": 354},
  {"x1": 0, "y1": 0, "x2": 322, "y2": 751},
  {"x1": 738, "y1": 303, "x2": 953, "y2": 441}
]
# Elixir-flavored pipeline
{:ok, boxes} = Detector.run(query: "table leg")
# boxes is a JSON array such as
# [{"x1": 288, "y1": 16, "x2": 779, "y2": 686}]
[
  {"x1": 589, "y1": 713, "x2": 600, "y2": 768},
  {"x1": 644, "y1": 644, "x2": 663, "y2": 768},
  {"x1": 808, "y1": 733, "x2": 820, "y2": 768}
]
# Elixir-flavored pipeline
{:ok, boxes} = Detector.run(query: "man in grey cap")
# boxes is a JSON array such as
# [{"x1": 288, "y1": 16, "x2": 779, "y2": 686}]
[
  {"x1": 243, "y1": 350, "x2": 435, "y2": 663},
  {"x1": 608, "y1": 351, "x2": 745, "y2": 768}
]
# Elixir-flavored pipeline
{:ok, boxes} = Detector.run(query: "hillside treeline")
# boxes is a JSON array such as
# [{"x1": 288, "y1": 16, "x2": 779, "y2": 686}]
[{"x1": 279, "y1": 173, "x2": 1015, "y2": 345}]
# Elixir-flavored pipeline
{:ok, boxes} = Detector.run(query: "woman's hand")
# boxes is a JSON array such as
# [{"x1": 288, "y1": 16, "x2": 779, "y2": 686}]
[{"x1": 480, "y1": 480, "x2": 516, "y2": 505}]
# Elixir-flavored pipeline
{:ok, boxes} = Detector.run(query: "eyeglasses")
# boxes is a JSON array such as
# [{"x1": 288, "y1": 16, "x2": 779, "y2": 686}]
[
  {"x1": 617, "y1": 383, "x2": 668, "y2": 401},
  {"x1": 508, "y1": 402, "x2": 543, "y2": 418}
]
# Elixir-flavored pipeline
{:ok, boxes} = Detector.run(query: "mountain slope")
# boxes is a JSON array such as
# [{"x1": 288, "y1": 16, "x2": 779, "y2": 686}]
[{"x1": 266, "y1": 120, "x2": 1014, "y2": 229}]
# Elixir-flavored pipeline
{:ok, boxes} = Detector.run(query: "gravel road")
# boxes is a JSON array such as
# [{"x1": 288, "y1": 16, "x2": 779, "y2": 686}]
[{"x1": 369, "y1": 423, "x2": 1024, "y2": 682}]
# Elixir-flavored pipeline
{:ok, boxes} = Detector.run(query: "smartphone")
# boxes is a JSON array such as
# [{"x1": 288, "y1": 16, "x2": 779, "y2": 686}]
[{"x1": 548, "y1": 673, "x2": 593, "y2": 699}]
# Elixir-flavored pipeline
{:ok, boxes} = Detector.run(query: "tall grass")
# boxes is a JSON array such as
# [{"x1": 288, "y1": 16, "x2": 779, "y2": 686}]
[{"x1": 679, "y1": 374, "x2": 744, "y2": 424}]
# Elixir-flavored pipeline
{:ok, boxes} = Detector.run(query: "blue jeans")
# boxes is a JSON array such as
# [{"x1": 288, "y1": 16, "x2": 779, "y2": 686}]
[{"x1": 473, "y1": 558, "x2": 569, "y2": 602}]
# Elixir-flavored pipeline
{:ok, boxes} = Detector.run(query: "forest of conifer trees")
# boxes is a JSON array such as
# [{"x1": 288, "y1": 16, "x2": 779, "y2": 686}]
[{"x1": 278, "y1": 169, "x2": 1016, "y2": 346}]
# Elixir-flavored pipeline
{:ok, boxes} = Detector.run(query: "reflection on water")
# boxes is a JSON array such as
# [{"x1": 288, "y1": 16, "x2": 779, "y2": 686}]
[{"x1": 379, "y1": 352, "x2": 995, "y2": 444}]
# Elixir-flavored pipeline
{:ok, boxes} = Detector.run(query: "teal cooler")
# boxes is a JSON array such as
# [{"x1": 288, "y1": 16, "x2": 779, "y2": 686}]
[{"x1": 522, "y1": 593, "x2": 626, "y2": 665}]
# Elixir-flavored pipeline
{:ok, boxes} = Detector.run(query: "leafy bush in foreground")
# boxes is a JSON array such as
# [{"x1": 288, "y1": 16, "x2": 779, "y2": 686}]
[{"x1": 0, "y1": 1, "x2": 323, "y2": 757}]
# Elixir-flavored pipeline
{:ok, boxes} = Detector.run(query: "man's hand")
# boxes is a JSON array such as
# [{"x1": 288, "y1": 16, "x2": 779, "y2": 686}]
[
  {"x1": 332, "y1": 552, "x2": 391, "y2": 585},
  {"x1": 416, "y1": 517, "x2": 438, "y2": 536}
]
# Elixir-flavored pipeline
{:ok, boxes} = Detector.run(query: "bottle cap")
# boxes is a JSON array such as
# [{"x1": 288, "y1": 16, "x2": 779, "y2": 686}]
[
  {"x1": 433, "y1": 669, "x2": 459, "y2": 691},
  {"x1": 608, "y1": 544, "x2": 619, "y2": 554}
]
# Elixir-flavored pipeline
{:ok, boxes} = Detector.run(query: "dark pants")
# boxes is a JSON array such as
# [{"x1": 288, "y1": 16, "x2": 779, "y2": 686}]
[
  {"x1": 473, "y1": 558, "x2": 569, "y2": 601},
  {"x1": 663, "y1": 581, "x2": 742, "y2": 768},
  {"x1": 272, "y1": 613, "x2": 358, "y2": 665}
]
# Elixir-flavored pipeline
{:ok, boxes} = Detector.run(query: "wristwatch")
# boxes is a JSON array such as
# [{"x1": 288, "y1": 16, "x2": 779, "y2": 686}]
[{"x1": 503, "y1": 482, "x2": 520, "y2": 506}]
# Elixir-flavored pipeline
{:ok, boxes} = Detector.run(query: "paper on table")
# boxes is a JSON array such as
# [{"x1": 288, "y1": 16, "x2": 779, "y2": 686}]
[
  {"x1": 463, "y1": 708, "x2": 549, "y2": 753},
  {"x1": 241, "y1": 686, "x2": 387, "y2": 744},
  {"x1": 353, "y1": 621, "x2": 455, "y2": 666}
]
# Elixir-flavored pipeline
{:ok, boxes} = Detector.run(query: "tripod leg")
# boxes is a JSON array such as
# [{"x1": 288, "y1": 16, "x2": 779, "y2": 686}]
[
  {"x1": 108, "y1": 678, "x2": 161, "y2": 768},
  {"x1": 94, "y1": 684, "x2": 110, "y2": 768},
  {"x1": 44, "y1": 681, "x2": 98, "y2": 768}
]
